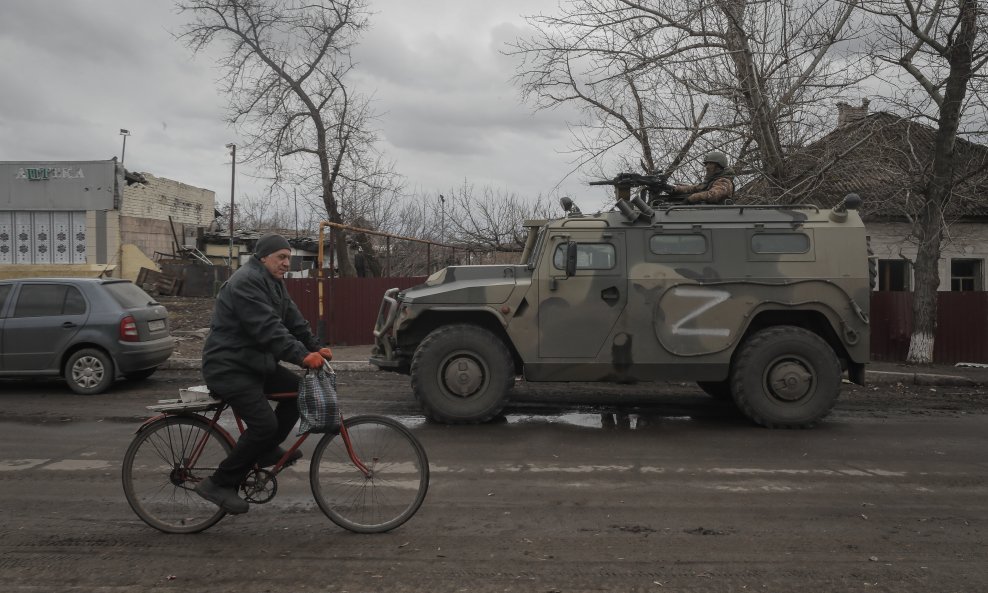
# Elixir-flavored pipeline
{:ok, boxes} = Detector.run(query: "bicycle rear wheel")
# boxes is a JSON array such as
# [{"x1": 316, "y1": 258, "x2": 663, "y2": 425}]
[
  {"x1": 122, "y1": 416, "x2": 232, "y2": 534},
  {"x1": 310, "y1": 415, "x2": 429, "y2": 533}
]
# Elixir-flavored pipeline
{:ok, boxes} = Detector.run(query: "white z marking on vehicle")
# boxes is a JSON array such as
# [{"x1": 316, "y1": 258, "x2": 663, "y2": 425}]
[{"x1": 670, "y1": 287, "x2": 731, "y2": 336}]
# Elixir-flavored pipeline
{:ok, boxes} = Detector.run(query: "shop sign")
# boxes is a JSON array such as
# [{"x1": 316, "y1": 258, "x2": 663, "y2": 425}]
[{"x1": 14, "y1": 167, "x2": 86, "y2": 181}]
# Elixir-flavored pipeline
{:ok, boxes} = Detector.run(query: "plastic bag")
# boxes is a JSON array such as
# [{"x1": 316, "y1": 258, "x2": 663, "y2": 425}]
[{"x1": 297, "y1": 364, "x2": 341, "y2": 434}]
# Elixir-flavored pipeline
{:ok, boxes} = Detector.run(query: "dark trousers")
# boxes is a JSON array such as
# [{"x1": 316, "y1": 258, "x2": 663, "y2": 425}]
[{"x1": 211, "y1": 365, "x2": 300, "y2": 488}]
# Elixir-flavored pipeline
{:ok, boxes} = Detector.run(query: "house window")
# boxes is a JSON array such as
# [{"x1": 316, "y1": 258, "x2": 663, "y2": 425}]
[
  {"x1": 951, "y1": 259, "x2": 983, "y2": 291},
  {"x1": 878, "y1": 260, "x2": 911, "y2": 291}
]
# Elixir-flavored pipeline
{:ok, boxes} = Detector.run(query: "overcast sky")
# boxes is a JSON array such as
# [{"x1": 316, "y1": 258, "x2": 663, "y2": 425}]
[{"x1": 0, "y1": 1, "x2": 598, "y2": 218}]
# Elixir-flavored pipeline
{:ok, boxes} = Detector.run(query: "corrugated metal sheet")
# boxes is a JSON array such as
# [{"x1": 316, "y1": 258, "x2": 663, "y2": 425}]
[
  {"x1": 870, "y1": 291, "x2": 988, "y2": 363},
  {"x1": 285, "y1": 277, "x2": 426, "y2": 346}
]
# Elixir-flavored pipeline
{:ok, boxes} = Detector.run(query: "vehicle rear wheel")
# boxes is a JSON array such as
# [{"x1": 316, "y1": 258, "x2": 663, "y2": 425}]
[
  {"x1": 122, "y1": 416, "x2": 232, "y2": 533},
  {"x1": 730, "y1": 326, "x2": 841, "y2": 428},
  {"x1": 64, "y1": 348, "x2": 114, "y2": 395},
  {"x1": 124, "y1": 368, "x2": 157, "y2": 381},
  {"x1": 411, "y1": 324, "x2": 514, "y2": 423}
]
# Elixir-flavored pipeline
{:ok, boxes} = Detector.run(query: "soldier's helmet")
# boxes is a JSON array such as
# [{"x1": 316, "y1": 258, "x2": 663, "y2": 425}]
[{"x1": 703, "y1": 150, "x2": 729, "y2": 169}]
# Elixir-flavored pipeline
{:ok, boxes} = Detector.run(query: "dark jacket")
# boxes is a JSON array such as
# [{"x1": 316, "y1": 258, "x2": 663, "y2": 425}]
[{"x1": 202, "y1": 256, "x2": 320, "y2": 393}]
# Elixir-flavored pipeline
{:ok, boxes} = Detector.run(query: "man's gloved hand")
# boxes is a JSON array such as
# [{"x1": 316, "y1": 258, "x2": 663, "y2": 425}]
[
  {"x1": 302, "y1": 352, "x2": 324, "y2": 369},
  {"x1": 318, "y1": 347, "x2": 333, "y2": 361},
  {"x1": 661, "y1": 182, "x2": 676, "y2": 194}
]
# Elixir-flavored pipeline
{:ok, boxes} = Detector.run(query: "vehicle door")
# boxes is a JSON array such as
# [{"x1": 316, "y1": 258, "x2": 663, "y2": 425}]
[
  {"x1": 538, "y1": 230, "x2": 627, "y2": 358},
  {"x1": 2, "y1": 283, "x2": 89, "y2": 371},
  {"x1": 0, "y1": 284, "x2": 13, "y2": 371}
]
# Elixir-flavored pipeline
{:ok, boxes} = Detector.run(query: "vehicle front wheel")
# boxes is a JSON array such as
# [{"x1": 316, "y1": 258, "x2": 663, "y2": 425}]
[
  {"x1": 730, "y1": 326, "x2": 841, "y2": 428},
  {"x1": 410, "y1": 324, "x2": 515, "y2": 423},
  {"x1": 64, "y1": 348, "x2": 115, "y2": 395}
]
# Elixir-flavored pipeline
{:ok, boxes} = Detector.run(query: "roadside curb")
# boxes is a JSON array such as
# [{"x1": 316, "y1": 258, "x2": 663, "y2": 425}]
[{"x1": 865, "y1": 370, "x2": 977, "y2": 387}]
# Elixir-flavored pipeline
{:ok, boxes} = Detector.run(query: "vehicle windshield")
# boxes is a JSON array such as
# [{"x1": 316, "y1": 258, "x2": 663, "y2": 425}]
[
  {"x1": 527, "y1": 226, "x2": 548, "y2": 269},
  {"x1": 103, "y1": 281, "x2": 157, "y2": 308}
]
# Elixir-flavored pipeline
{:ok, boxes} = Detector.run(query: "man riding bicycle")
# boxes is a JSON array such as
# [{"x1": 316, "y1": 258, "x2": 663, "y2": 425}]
[{"x1": 196, "y1": 233, "x2": 332, "y2": 514}]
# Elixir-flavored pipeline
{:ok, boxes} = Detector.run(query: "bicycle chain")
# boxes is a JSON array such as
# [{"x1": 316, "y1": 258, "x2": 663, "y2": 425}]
[{"x1": 241, "y1": 468, "x2": 277, "y2": 504}]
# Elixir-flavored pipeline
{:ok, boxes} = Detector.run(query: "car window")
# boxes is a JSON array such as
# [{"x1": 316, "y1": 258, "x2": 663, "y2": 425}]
[
  {"x1": 103, "y1": 281, "x2": 156, "y2": 308},
  {"x1": 552, "y1": 243, "x2": 616, "y2": 270},
  {"x1": 650, "y1": 234, "x2": 707, "y2": 255},
  {"x1": 12, "y1": 284, "x2": 87, "y2": 317},
  {"x1": 64, "y1": 286, "x2": 87, "y2": 315},
  {"x1": 751, "y1": 233, "x2": 810, "y2": 254},
  {"x1": 0, "y1": 284, "x2": 11, "y2": 315}
]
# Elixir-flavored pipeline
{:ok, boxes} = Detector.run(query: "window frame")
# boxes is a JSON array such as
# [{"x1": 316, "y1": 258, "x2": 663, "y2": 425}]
[
  {"x1": 950, "y1": 258, "x2": 984, "y2": 292},
  {"x1": 746, "y1": 229, "x2": 816, "y2": 262}
]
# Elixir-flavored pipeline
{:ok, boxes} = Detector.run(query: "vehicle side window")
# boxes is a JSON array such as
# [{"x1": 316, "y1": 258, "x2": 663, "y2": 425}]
[
  {"x1": 0, "y1": 285, "x2": 11, "y2": 315},
  {"x1": 553, "y1": 243, "x2": 616, "y2": 270},
  {"x1": 650, "y1": 234, "x2": 707, "y2": 255},
  {"x1": 64, "y1": 286, "x2": 87, "y2": 315},
  {"x1": 12, "y1": 284, "x2": 86, "y2": 317},
  {"x1": 751, "y1": 233, "x2": 810, "y2": 254}
]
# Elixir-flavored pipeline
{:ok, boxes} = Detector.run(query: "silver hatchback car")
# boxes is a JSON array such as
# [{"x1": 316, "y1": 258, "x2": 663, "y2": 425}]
[{"x1": 0, "y1": 278, "x2": 175, "y2": 394}]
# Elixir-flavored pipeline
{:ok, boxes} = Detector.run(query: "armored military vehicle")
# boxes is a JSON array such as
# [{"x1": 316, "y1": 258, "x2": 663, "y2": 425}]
[{"x1": 370, "y1": 174, "x2": 870, "y2": 428}]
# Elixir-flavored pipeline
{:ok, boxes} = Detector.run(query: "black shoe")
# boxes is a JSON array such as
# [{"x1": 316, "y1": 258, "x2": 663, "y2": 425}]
[
  {"x1": 257, "y1": 447, "x2": 303, "y2": 468},
  {"x1": 195, "y1": 477, "x2": 249, "y2": 514}
]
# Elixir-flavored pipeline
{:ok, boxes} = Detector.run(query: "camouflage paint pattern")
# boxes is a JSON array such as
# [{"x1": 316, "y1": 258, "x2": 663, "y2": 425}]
[{"x1": 371, "y1": 200, "x2": 869, "y2": 386}]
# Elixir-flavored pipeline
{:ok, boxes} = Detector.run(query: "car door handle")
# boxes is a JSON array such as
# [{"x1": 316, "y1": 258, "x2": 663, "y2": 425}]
[
  {"x1": 62, "y1": 322, "x2": 78, "y2": 329},
  {"x1": 601, "y1": 286, "x2": 620, "y2": 304}
]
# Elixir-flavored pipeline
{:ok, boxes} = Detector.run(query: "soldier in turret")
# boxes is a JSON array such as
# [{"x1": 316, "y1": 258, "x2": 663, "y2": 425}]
[{"x1": 665, "y1": 151, "x2": 736, "y2": 204}]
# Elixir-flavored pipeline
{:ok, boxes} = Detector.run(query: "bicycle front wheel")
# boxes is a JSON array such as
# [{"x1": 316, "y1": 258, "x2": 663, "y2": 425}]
[
  {"x1": 310, "y1": 415, "x2": 429, "y2": 533},
  {"x1": 122, "y1": 416, "x2": 232, "y2": 534}
]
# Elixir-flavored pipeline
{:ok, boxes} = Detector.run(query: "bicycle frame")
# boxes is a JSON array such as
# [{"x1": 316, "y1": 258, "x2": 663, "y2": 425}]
[{"x1": 138, "y1": 400, "x2": 372, "y2": 478}]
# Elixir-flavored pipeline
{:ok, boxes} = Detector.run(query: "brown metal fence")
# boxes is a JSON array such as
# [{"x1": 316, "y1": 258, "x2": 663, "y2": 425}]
[
  {"x1": 870, "y1": 291, "x2": 988, "y2": 363},
  {"x1": 287, "y1": 277, "x2": 988, "y2": 363},
  {"x1": 285, "y1": 276, "x2": 426, "y2": 346}
]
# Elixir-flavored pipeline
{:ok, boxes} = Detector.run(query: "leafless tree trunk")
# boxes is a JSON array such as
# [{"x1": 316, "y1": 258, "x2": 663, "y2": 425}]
[
  {"x1": 510, "y1": 0, "x2": 868, "y2": 187},
  {"x1": 177, "y1": 0, "x2": 394, "y2": 276},
  {"x1": 864, "y1": 0, "x2": 987, "y2": 363}
]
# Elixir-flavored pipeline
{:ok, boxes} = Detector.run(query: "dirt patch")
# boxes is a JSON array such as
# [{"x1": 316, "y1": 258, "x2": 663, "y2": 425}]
[{"x1": 159, "y1": 296, "x2": 215, "y2": 359}]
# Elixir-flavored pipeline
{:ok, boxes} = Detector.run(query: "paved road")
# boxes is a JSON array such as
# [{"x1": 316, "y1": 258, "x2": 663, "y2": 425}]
[{"x1": 1, "y1": 370, "x2": 986, "y2": 592}]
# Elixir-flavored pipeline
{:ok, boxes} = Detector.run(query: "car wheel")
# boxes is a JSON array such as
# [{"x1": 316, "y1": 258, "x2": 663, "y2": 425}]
[
  {"x1": 65, "y1": 348, "x2": 115, "y2": 395},
  {"x1": 411, "y1": 324, "x2": 514, "y2": 424},
  {"x1": 730, "y1": 326, "x2": 841, "y2": 428},
  {"x1": 124, "y1": 368, "x2": 157, "y2": 381}
]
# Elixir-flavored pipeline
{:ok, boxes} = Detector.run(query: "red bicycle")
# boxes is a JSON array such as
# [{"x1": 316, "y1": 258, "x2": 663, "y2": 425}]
[{"x1": 121, "y1": 366, "x2": 429, "y2": 534}]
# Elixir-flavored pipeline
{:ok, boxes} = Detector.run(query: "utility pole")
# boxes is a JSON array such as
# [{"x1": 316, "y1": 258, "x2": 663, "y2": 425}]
[
  {"x1": 119, "y1": 129, "x2": 130, "y2": 166},
  {"x1": 439, "y1": 194, "x2": 446, "y2": 266},
  {"x1": 225, "y1": 143, "x2": 236, "y2": 271}
]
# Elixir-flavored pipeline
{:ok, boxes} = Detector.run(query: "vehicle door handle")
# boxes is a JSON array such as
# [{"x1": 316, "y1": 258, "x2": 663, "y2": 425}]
[
  {"x1": 62, "y1": 322, "x2": 78, "y2": 328},
  {"x1": 601, "y1": 286, "x2": 620, "y2": 304}
]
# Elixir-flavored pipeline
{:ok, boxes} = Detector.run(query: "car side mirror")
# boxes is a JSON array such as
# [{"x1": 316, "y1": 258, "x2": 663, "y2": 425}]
[{"x1": 565, "y1": 242, "x2": 578, "y2": 277}]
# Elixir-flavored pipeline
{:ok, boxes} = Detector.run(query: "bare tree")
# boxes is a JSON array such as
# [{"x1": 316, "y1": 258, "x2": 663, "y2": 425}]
[
  {"x1": 864, "y1": 0, "x2": 988, "y2": 363},
  {"x1": 176, "y1": 0, "x2": 392, "y2": 276},
  {"x1": 510, "y1": 0, "x2": 869, "y2": 191},
  {"x1": 442, "y1": 181, "x2": 543, "y2": 252}
]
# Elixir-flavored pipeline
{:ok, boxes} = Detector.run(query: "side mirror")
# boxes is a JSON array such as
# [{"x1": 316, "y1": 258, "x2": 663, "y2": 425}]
[{"x1": 565, "y1": 241, "x2": 578, "y2": 277}]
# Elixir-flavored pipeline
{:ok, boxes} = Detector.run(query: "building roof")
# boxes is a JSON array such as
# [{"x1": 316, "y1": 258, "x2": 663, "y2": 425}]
[{"x1": 738, "y1": 109, "x2": 988, "y2": 221}]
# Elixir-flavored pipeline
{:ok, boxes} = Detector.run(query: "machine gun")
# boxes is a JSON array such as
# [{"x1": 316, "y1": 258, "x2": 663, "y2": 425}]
[{"x1": 588, "y1": 172, "x2": 683, "y2": 207}]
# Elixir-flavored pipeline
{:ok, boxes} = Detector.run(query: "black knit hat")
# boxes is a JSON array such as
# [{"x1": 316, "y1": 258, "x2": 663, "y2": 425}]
[{"x1": 254, "y1": 233, "x2": 291, "y2": 258}]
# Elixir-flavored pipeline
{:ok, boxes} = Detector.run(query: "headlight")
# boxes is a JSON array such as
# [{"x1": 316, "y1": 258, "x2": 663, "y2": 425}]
[{"x1": 425, "y1": 269, "x2": 447, "y2": 285}]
